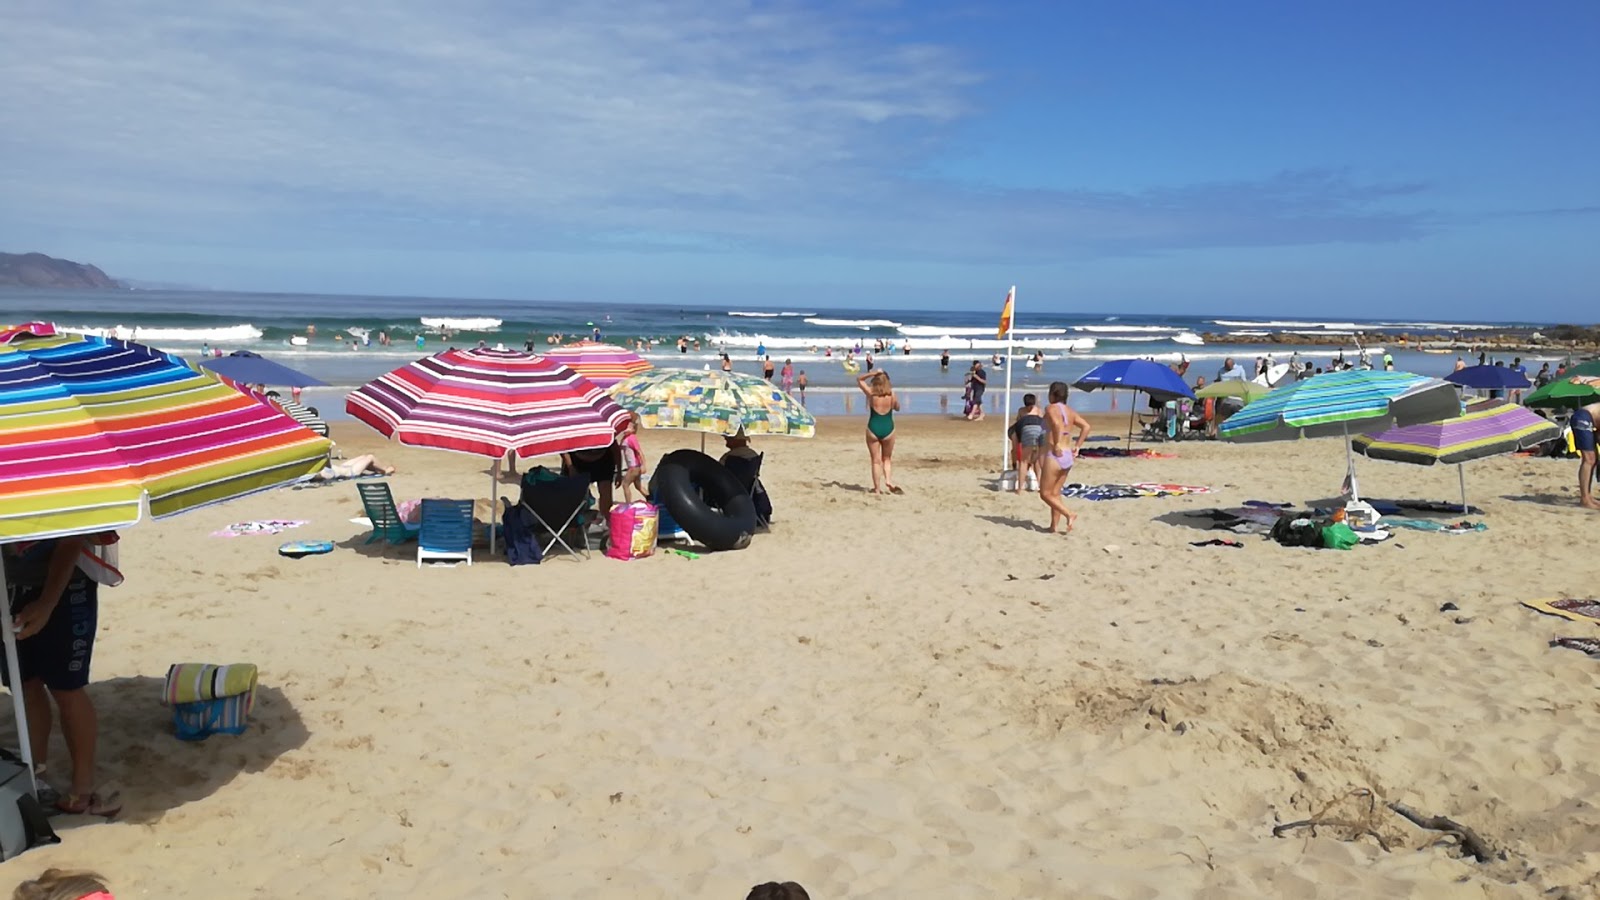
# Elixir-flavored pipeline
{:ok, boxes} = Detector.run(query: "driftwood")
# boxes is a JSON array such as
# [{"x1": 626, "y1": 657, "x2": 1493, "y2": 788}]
[
  {"x1": 1271, "y1": 789, "x2": 1392, "y2": 851},
  {"x1": 1386, "y1": 802, "x2": 1498, "y2": 862}
]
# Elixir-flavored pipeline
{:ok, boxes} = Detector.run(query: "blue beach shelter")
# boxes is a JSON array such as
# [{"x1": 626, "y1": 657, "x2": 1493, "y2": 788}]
[
  {"x1": 1444, "y1": 364, "x2": 1531, "y2": 393},
  {"x1": 200, "y1": 350, "x2": 327, "y2": 388},
  {"x1": 1074, "y1": 358, "x2": 1196, "y2": 447}
]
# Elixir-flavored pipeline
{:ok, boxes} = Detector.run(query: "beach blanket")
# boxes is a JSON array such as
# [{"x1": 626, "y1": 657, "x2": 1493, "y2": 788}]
[
  {"x1": 163, "y1": 663, "x2": 259, "y2": 707},
  {"x1": 1550, "y1": 637, "x2": 1600, "y2": 658},
  {"x1": 1522, "y1": 598, "x2": 1600, "y2": 625},
  {"x1": 1077, "y1": 448, "x2": 1176, "y2": 459},
  {"x1": 1369, "y1": 499, "x2": 1485, "y2": 516},
  {"x1": 211, "y1": 520, "x2": 307, "y2": 538},
  {"x1": 1382, "y1": 518, "x2": 1487, "y2": 534},
  {"x1": 1183, "y1": 507, "x2": 1288, "y2": 534},
  {"x1": 1063, "y1": 483, "x2": 1212, "y2": 501}
]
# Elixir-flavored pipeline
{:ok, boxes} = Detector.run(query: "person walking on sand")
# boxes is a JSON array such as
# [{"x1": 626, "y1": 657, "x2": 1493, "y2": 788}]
[
  {"x1": 857, "y1": 370, "x2": 902, "y2": 494},
  {"x1": 1039, "y1": 381, "x2": 1092, "y2": 533},
  {"x1": 1012, "y1": 393, "x2": 1045, "y2": 495},
  {"x1": 1567, "y1": 377, "x2": 1600, "y2": 510},
  {"x1": 796, "y1": 370, "x2": 808, "y2": 405},
  {"x1": 780, "y1": 359, "x2": 794, "y2": 393}
]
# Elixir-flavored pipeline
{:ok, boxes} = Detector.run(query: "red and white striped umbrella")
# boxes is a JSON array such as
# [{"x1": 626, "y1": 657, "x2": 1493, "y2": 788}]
[
  {"x1": 346, "y1": 347, "x2": 626, "y2": 460},
  {"x1": 541, "y1": 340, "x2": 653, "y2": 389}
]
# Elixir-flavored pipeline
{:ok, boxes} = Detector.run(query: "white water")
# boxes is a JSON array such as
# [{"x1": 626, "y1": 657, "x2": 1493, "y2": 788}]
[
  {"x1": 67, "y1": 323, "x2": 266, "y2": 343},
  {"x1": 420, "y1": 317, "x2": 502, "y2": 330},
  {"x1": 803, "y1": 317, "x2": 902, "y2": 328},
  {"x1": 728, "y1": 311, "x2": 813, "y2": 318},
  {"x1": 897, "y1": 325, "x2": 1067, "y2": 337}
]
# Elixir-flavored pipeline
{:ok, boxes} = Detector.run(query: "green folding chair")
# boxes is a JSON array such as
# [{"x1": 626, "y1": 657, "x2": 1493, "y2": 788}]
[{"x1": 358, "y1": 482, "x2": 420, "y2": 545}]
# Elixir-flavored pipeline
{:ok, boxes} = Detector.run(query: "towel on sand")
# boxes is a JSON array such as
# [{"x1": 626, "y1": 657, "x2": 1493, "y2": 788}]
[
  {"x1": 1383, "y1": 518, "x2": 1487, "y2": 534},
  {"x1": 212, "y1": 520, "x2": 307, "y2": 538},
  {"x1": 1550, "y1": 637, "x2": 1600, "y2": 658},
  {"x1": 1522, "y1": 598, "x2": 1600, "y2": 625},
  {"x1": 164, "y1": 663, "x2": 258, "y2": 710},
  {"x1": 1063, "y1": 483, "x2": 1212, "y2": 501},
  {"x1": 1077, "y1": 448, "x2": 1177, "y2": 459}
]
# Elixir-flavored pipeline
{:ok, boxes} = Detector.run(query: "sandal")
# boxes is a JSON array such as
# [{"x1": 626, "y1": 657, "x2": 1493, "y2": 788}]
[{"x1": 55, "y1": 789, "x2": 122, "y2": 818}]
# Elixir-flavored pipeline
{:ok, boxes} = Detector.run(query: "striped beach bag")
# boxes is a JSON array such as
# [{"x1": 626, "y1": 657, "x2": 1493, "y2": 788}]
[{"x1": 162, "y1": 663, "x2": 258, "y2": 741}]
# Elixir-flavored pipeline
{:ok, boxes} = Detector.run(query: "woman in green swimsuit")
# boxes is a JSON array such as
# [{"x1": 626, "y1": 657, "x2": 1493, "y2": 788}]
[{"x1": 857, "y1": 370, "x2": 902, "y2": 494}]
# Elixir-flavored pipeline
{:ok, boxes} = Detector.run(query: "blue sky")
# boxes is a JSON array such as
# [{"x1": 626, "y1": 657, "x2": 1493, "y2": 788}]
[{"x1": 1, "y1": 0, "x2": 1596, "y2": 319}]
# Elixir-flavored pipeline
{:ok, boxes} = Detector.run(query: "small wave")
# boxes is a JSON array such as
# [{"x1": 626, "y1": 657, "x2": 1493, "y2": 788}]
[
  {"x1": 728, "y1": 311, "x2": 814, "y2": 318},
  {"x1": 1071, "y1": 325, "x2": 1182, "y2": 333},
  {"x1": 67, "y1": 323, "x2": 265, "y2": 343},
  {"x1": 898, "y1": 325, "x2": 1066, "y2": 337},
  {"x1": 1210, "y1": 320, "x2": 1363, "y2": 330},
  {"x1": 803, "y1": 317, "x2": 901, "y2": 329},
  {"x1": 1173, "y1": 332, "x2": 1205, "y2": 346},
  {"x1": 420, "y1": 317, "x2": 502, "y2": 330}
]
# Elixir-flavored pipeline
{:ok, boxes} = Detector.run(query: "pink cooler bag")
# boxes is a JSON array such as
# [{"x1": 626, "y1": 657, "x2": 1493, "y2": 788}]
[{"x1": 606, "y1": 501, "x2": 659, "y2": 560}]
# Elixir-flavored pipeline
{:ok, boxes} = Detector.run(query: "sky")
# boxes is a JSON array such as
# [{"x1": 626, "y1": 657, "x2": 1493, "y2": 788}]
[{"x1": 1, "y1": 0, "x2": 1597, "y2": 319}]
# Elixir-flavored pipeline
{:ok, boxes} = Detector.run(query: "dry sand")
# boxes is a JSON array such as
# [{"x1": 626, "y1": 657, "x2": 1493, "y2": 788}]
[{"x1": 4, "y1": 414, "x2": 1599, "y2": 898}]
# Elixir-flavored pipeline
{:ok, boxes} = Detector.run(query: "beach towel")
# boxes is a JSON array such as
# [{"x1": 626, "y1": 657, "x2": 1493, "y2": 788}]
[
  {"x1": 163, "y1": 663, "x2": 259, "y2": 706},
  {"x1": 1063, "y1": 483, "x2": 1212, "y2": 501},
  {"x1": 1369, "y1": 499, "x2": 1485, "y2": 516},
  {"x1": 1521, "y1": 598, "x2": 1600, "y2": 625},
  {"x1": 1077, "y1": 448, "x2": 1177, "y2": 459},
  {"x1": 1382, "y1": 518, "x2": 1487, "y2": 534},
  {"x1": 1550, "y1": 637, "x2": 1600, "y2": 658},
  {"x1": 212, "y1": 520, "x2": 307, "y2": 537}
]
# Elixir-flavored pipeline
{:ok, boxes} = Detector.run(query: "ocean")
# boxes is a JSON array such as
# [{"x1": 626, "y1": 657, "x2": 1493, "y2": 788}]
[{"x1": 0, "y1": 287, "x2": 1558, "y2": 419}]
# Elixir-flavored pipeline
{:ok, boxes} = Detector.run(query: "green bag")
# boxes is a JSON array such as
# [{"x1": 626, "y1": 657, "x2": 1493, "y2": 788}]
[{"x1": 1321, "y1": 522, "x2": 1360, "y2": 550}]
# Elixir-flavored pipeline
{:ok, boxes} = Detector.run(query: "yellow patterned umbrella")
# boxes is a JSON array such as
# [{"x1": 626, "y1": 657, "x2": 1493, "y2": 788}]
[{"x1": 609, "y1": 368, "x2": 815, "y2": 438}]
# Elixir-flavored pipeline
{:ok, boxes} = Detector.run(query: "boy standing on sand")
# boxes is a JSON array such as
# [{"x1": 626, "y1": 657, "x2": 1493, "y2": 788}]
[{"x1": 1568, "y1": 377, "x2": 1600, "y2": 510}]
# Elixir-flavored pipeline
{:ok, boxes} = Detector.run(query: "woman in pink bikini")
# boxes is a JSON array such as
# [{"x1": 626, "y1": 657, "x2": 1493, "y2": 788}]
[{"x1": 1039, "y1": 381, "x2": 1092, "y2": 533}]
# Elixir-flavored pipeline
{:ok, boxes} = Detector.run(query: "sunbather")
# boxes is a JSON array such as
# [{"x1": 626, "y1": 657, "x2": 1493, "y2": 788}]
[{"x1": 316, "y1": 454, "x2": 395, "y2": 480}]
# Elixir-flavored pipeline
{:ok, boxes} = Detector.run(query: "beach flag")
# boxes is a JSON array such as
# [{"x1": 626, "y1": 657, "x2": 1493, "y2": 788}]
[{"x1": 996, "y1": 286, "x2": 1015, "y2": 339}]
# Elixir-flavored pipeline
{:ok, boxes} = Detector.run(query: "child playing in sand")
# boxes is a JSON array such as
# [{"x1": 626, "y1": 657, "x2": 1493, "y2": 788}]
[{"x1": 617, "y1": 413, "x2": 645, "y2": 502}]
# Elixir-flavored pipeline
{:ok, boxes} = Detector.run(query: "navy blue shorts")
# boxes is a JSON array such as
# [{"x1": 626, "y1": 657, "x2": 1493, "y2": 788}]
[
  {"x1": 2, "y1": 572, "x2": 97, "y2": 691},
  {"x1": 1574, "y1": 409, "x2": 1596, "y2": 454}
]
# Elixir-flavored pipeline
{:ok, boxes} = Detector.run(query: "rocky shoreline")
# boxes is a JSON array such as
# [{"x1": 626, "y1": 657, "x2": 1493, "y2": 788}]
[{"x1": 1200, "y1": 327, "x2": 1600, "y2": 357}]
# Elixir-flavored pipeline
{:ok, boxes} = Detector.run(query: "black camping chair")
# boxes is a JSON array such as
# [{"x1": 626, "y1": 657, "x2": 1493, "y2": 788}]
[
  {"x1": 721, "y1": 453, "x2": 771, "y2": 530},
  {"x1": 512, "y1": 468, "x2": 594, "y2": 559}
]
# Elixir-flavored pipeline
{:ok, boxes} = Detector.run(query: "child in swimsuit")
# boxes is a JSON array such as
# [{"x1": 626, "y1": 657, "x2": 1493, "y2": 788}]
[{"x1": 617, "y1": 413, "x2": 645, "y2": 502}]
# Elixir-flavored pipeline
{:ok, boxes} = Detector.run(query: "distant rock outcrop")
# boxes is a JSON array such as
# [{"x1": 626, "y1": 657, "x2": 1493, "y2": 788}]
[{"x1": 0, "y1": 252, "x2": 122, "y2": 289}]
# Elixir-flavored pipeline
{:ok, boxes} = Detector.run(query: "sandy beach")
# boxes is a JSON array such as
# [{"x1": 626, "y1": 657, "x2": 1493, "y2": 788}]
[{"x1": 4, "y1": 413, "x2": 1598, "y2": 898}]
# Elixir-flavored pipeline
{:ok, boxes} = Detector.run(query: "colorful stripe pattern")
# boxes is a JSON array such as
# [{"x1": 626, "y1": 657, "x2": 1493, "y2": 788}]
[
  {"x1": 0, "y1": 330, "x2": 333, "y2": 542},
  {"x1": 1352, "y1": 399, "x2": 1560, "y2": 465},
  {"x1": 1220, "y1": 370, "x2": 1460, "y2": 442},
  {"x1": 610, "y1": 368, "x2": 816, "y2": 438},
  {"x1": 346, "y1": 347, "x2": 627, "y2": 459},
  {"x1": 540, "y1": 341, "x2": 653, "y2": 389}
]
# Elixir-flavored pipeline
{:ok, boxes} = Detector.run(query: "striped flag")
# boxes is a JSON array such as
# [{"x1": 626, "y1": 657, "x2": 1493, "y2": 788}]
[{"x1": 996, "y1": 286, "x2": 1015, "y2": 339}]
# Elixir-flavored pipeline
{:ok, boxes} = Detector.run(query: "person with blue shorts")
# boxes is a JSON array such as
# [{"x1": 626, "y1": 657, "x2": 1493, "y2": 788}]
[{"x1": 1569, "y1": 377, "x2": 1600, "y2": 510}]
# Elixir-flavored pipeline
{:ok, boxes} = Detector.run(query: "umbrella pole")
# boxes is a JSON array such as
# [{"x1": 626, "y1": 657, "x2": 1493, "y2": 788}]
[
  {"x1": 1459, "y1": 463, "x2": 1468, "y2": 514},
  {"x1": 490, "y1": 459, "x2": 500, "y2": 555},
  {"x1": 1, "y1": 566, "x2": 38, "y2": 797},
  {"x1": 1126, "y1": 392, "x2": 1136, "y2": 451},
  {"x1": 1343, "y1": 421, "x2": 1361, "y2": 502}
]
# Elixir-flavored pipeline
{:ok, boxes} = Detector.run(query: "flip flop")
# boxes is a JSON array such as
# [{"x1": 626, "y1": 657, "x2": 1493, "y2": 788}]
[
  {"x1": 55, "y1": 789, "x2": 122, "y2": 818},
  {"x1": 889, "y1": 485, "x2": 905, "y2": 495}
]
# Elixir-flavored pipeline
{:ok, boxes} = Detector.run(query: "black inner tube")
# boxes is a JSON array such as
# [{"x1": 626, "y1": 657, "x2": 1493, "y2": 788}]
[{"x1": 650, "y1": 449, "x2": 757, "y2": 551}]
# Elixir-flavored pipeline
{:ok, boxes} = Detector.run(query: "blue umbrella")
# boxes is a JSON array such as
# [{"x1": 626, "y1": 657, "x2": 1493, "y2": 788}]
[
  {"x1": 200, "y1": 350, "x2": 327, "y2": 388},
  {"x1": 1444, "y1": 364, "x2": 1530, "y2": 391},
  {"x1": 1074, "y1": 359, "x2": 1196, "y2": 399},
  {"x1": 1074, "y1": 359, "x2": 1196, "y2": 447}
]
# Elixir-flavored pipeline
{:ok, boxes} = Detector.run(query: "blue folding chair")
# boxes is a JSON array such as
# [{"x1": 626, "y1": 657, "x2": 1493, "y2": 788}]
[{"x1": 416, "y1": 498, "x2": 474, "y2": 567}]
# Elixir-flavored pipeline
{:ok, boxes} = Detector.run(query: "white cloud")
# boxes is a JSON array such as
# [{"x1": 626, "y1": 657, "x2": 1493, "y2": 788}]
[{"x1": 0, "y1": 0, "x2": 1429, "y2": 266}]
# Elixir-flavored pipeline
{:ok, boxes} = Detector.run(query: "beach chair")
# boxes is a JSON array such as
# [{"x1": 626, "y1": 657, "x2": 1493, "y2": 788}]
[
  {"x1": 722, "y1": 453, "x2": 771, "y2": 531},
  {"x1": 357, "y1": 482, "x2": 420, "y2": 546},
  {"x1": 517, "y1": 468, "x2": 593, "y2": 559},
  {"x1": 416, "y1": 498, "x2": 474, "y2": 567}
]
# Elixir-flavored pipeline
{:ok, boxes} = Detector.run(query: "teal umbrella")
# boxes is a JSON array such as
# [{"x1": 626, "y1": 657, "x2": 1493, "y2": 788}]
[{"x1": 1221, "y1": 369, "x2": 1461, "y2": 501}]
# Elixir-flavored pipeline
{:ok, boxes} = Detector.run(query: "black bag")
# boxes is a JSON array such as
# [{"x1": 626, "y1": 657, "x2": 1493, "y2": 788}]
[
  {"x1": 1269, "y1": 513, "x2": 1325, "y2": 548},
  {"x1": 500, "y1": 502, "x2": 543, "y2": 566}
]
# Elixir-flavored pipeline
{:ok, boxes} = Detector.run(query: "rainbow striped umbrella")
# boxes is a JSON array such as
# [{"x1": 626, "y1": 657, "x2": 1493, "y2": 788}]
[
  {"x1": 541, "y1": 341, "x2": 653, "y2": 389},
  {"x1": 1352, "y1": 400, "x2": 1559, "y2": 511},
  {"x1": 346, "y1": 347, "x2": 626, "y2": 459},
  {"x1": 0, "y1": 328, "x2": 333, "y2": 542},
  {"x1": 0, "y1": 326, "x2": 331, "y2": 793}
]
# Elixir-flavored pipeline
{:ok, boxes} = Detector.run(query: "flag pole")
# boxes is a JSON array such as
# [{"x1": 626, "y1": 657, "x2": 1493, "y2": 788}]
[{"x1": 1000, "y1": 285, "x2": 1016, "y2": 472}]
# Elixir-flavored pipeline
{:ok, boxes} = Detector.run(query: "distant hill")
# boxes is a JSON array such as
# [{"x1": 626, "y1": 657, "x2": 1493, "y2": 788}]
[{"x1": 0, "y1": 252, "x2": 122, "y2": 289}]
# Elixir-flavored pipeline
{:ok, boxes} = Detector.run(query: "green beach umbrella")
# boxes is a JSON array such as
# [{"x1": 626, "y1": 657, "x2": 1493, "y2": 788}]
[
  {"x1": 1194, "y1": 380, "x2": 1272, "y2": 403},
  {"x1": 1561, "y1": 360, "x2": 1600, "y2": 378},
  {"x1": 1523, "y1": 377, "x2": 1600, "y2": 410},
  {"x1": 609, "y1": 368, "x2": 816, "y2": 447}
]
